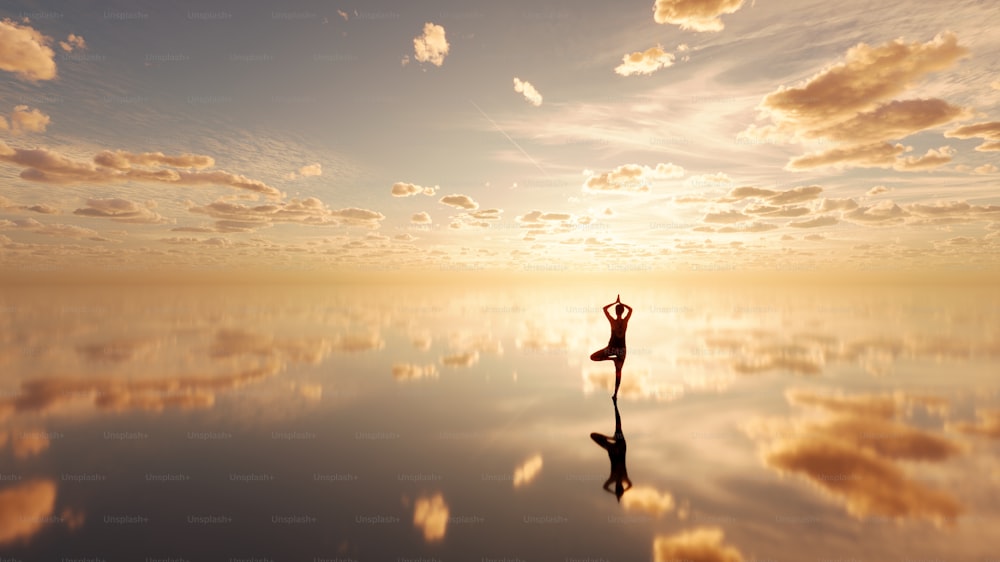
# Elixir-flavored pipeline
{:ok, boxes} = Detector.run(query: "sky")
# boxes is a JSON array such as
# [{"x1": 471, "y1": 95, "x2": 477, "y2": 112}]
[{"x1": 1, "y1": 0, "x2": 999, "y2": 278}]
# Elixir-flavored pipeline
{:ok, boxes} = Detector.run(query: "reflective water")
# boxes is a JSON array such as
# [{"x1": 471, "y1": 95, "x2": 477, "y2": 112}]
[{"x1": 1, "y1": 281, "x2": 998, "y2": 560}]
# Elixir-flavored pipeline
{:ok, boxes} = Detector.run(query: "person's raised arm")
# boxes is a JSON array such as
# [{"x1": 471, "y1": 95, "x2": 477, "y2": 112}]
[
  {"x1": 603, "y1": 301, "x2": 614, "y2": 322},
  {"x1": 621, "y1": 302, "x2": 633, "y2": 321}
]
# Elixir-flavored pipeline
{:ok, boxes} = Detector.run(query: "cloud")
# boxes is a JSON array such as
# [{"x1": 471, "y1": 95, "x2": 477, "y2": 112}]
[
  {"x1": 513, "y1": 454, "x2": 543, "y2": 487},
  {"x1": 0, "y1": 19, "x2": 57, "y2": 81},
  {"x1": 652, "y1": 527, "x2": 744, "y2": 562},
  {"x1": 93, "y1": 150, "x2": 215, "y2": 170},
  {"x1": 768, "y1": 186, "x2": 823, "y2": 205},
  {"x1": 622, "y1": 485, "x2": 674, "y2": 517},
  {"x1": 513, "y1": 77, "x2": 543, "y2": 106},
  {"x1": 0, "y1": 479, "x2": 57, "y2": 546},
  {"x1": 439, "y1": 194, "x2": 479, "y2": 210},
  {"x1": 440, "y1": 350, "x2": 479, "y2": 367},
  {"x1": 0, "y1": 105, "x2": 51, "y2": 135},
  {"x1": 0, "y1": 143, "x2": 281, "y2": 198},
  {"x1": 58, "y1": 33, "x2": 86, "y2": 53},
  {"x1": 787, "y1": 142, "x2": 907, "y2": 170},
  {"x1": 583, "y1": 163, "x2": 683, "y2": 193},
  {"x1": 753, "y1": 33, "x2": 969, "y2": 170},
  {"x1": 945, "y1": 121, "x2": 1000, "y2": 151},
  {"x1": 975, "y1": 163, "x2": 998, "y2": 174},
  {"x1": 615, "y1": 45, "x2": 675, "y2": 76},
  {"x1": 948, "y1": 409, "x2": 1000, "y2": 439},
  {"x1": 788, "y1": 215, "x2": 838, "y2": 228},
  {"x1": 652, "y1": 0, "x2": 746, "y2": 32},
  {"x1": 842, "y1": 201, "x2": 909, "y2": 225},
  {"x1": 867, "y1": 186, "x2": 890, "y2": 196},
  {"x1": 0, "y1": 429, "x2": 50, "y2": 459},
  {"x1": 0, "y1": 195, "x2": 58, "y2": 214},
  {"x1": 73, "y1": 198, "x2": 172, "y2": 225},
  {"x1": 703, "y1": 210, "x2": 749, "y2": 224},
  {"x1": 893, "y1": 146, "x2": 954, "y2": 170},
  {"x1": 0, "y1": 217, "x2": 106, "y2": 240},
  {"x1": 413, "y1": 22, "x2": 449, "y2": 67},
  {"x1": 411, "y1": 211, "x2": 432, "y2": 224},
  {"x1": 187, "y1": 197, "x2": 384, "y2": 231},
  {"x1": 413, "y1": 493, "x2": 448, "y2": 542},
  {"x1": 392, "y1": 363, "x2": 438, "y2": 381},
  {"x1": 392, "y1": 182, "x2": 438, "y2": 197},
  {"x1": 284, "y1": 163, "x2": 322, "y2": 180},
  {"x1": 818, "y1": 198, "x2": 859, "y2": 212},
  {"x1": 744, "y1": 388, "x2": 964, "y2": 525},
  {"x1": 808, "y1": 99, "x2": 966, "y2": 144},
  {"x1": 759, "y1": 33, "x2": 967, "y2": 129}
]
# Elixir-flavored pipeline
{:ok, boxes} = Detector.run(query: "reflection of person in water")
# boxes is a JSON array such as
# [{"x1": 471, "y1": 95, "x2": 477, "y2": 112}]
[
  {"x1": 590, "y1": 398, "x2": 631, "y2": 501},
  {"x1": 590, "y1": 294, "x2": 632, "y2": 399}
]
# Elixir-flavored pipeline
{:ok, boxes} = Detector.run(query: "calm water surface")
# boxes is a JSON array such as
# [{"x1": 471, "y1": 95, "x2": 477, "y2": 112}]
[{"x1": 1, "y1": 282, "x2": 998, "y2": 560}]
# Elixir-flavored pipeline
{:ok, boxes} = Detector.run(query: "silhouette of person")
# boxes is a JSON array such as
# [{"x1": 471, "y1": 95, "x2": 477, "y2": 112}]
[
  {"x1": 590, "y1": 398, "x2": 631, "y2": 501},
  {"x1": 590, "y1": 294, "x2": 631, "y2": 399}
]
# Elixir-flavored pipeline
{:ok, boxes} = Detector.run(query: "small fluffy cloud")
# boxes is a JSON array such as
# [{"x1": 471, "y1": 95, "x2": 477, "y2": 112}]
[
  {"x1": 0, "y1": 19, "x2": 57, "y2": 81},
  {"x1": 411, "y1": 211, "x2": 432, "y2": 224},
  {"x1": 58, "y1": 33, "x2": 86, "y2": 52},
  {"x1": 513, "y1": 454, "x2": 543, "y2": 487},
  {"x1": 439, "y1": 194, "x2": 479, "y2": 210},
  {"x1": 513, "y1": 77, "x2": 543, "y2": 106},
  {"x1": 413, "y1": 22, "x2": 449, "y2": 67},
  {"x1": 284, "y1": 163, "x2": 322, "y2": 180},
  {"x1": 652, "y1": 0, "x2": 746, "y2": 32},
  {"x1": 0, "y1": 479, "x2": 57, "y2": 546},
  {"x1": 583, "y1": 163, "x2": 683, "y2": 193},
  {"x1": 413, "y1": 493, "x2": 448, "y2": 542},
  {"x1": 622, "y1": 486, "x2": 674, "y2": 517},
  {"x1": 0, "y1": 105, "x2": 51, "y2": 135},
  {"x1": 615, "y1": 45, "x2": 674, "y2": 76},
  {"x1": 74, "y1": 198, "x2": 172, "y2": 224},
  {"x1": 652, "y1": 527, "x2": 743, "y2": 562},
  {"x1": 392, "y1": 182, "x2": 438, "y2": 197},
  {"x1": 892, "y1": 146, "x2": 954, "y2": 170}
]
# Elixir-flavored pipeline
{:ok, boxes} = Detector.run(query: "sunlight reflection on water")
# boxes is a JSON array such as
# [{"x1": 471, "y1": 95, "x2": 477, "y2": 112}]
[{"x1": 0, "y1": 282, "x2": 998, "y2": 560}]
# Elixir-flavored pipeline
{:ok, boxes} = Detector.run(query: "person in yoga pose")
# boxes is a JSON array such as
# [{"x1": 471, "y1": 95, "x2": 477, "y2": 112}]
[
  {"x1": 590, "y1": 294, "x2": 631, "y2": 399},
  {"x1": 590, "y1": 398, "x2": 631, "y2": 501}
]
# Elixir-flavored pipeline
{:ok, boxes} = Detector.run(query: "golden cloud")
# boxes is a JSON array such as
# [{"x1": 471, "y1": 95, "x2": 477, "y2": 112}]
[
  {"x1": 653, "y1": 0, "x2": 746, "y2": 32},
  {"x1": 73, "y1": 198, "x2": 172, "y2": 225},
  {"x1": 439, "y1": 194, "x2": 479, "y2": 210},
  {"x1": 187, "y1": 198, "x2": 384, "y2": 231},
  {"x1": 513, "y1": 454, "x2": 543, "y2": 487},
  {"x1": 944, "y1": 121, "x2": 1000, "y2": 151},
  {"x1": 0, "y1": 479, "x2": 57, "y2": 546},
  {"x1": 745, "y1": 388, "x2": 964, "y2": 525},
  {"x1": 622, "y1": 485, "x2": 674, "y2": 517},
  {"x1": 413, "y1": 492, "x2": 449, "y2": 542},
  {"x1": 615, "y1": 45, "x2": 675, "y2": 76},
  {"x1": 392, "y1": 182, "x2": 438, "y2": 197},
  {"x1": 652, "y1": 526, "x2": 744, "y2": 562},
  {"x1": 392, "y1": 363, "x2": 439, "y2": 381},
  {"x1": 0, "y1": 19, "x2": 57, "y2": 81},
  {"x1": 0, "y1": 105, "x2": 51, "y2": 135},
  {"x1": 0, "y1": 143, "x2": 281, "y2": 197},
  {"x1": 513, "y1": 77, "x2": 543, "y2": 106},
  {"x1": 754, "y1": 33, "x2": 968, "y2": 170},
  {"x1": 413, "y1": 22, "x2": 449, "y2": 67},
  {"x1": 583, "y1": 163, "x2": 684, "y2": 193}
]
